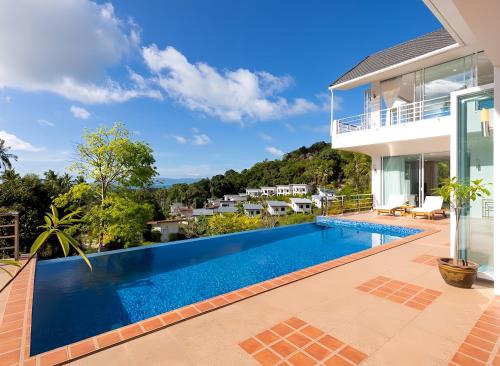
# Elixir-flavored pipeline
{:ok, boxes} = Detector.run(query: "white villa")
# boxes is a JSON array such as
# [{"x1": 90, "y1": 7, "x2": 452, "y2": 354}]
[
  {"x1": 311, "y1": 194, "x2": 336, "y2": 209},
  {"x1": 147, "y1": 219, "x2": 181, "y2": 242},
  {"x1": 290, "y1": 184, "x2": 311, "y2": 195},
  {"x1": 215, "y1": 206, "x2": 238, "y2": 214},
  {"x1": 329, "y1": 0, "x2": 499, "y2": 287},
  {"x1": 223, "y1": 194, "x2": 247, "y2": 202},
  {"x1": 243, "y1": 203, "x2": 264, "y2": 217},
  {"x1": 245, "y1": 188, "x2": 261, "y2": 197},
  {"x1": 260, "y1": 186, "x2": 277, "y2": 196},
  {"x1": 192, "y1": 208, "x2": 214, "y2": 219},
  {"x1": 290, "y1": 198, "x2": 312, "y2": 213},
  {"x1": 266, "y1": 200, "x2": 289, "y2": 216},
  {"x1": 276, "y1": 185, "x2": 291, "y2": 196}
]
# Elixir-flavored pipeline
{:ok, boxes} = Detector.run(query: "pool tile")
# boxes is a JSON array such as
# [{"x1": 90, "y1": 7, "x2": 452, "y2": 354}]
[
  {"x1": 271, "y1": 323, "x2": 294, "y2": 337},
  {"x1": 339, "y1": 345, "x2": 367, "y2": 364},
  {"x1": 448, "y1": 296, "x2": 500, "y2": 365},
  {"x1": 194, "y1": 301, "x2": 216, "y2": 312},
  {"x1": 239, "y1": 337, "x2": 264, "y2": 354},
  {"x1": 141, "y1": 317, "x2": 164, "y2": 332},
  {"x1": 160, "y1": 312, "x2": 182, "y2": 325},
  {"x1": 356, "y1": 276, "x2": 441, "y2": 310},
  {"x1": 324, "y1": 354, "x2": 353, "y2": 366},
  {"x1": 96, "y1": 331, "x2": 121, "y2": 348},
  {"x1": 270, "y1": 340, "x2": 296, "y2": 357},
  {"x1": 119, "y1": 324, "x2": 143, "y2": 340},
  {"x1": 304, "y1": 342, "x2": 330, "y2": 361},
  {"x1": 300, "y1": 325, "x2": 324, "y2": 339},
  {"x1": 0, "y1": 349, "x2": 20, "y2": 366},
  {"x1": 284, "y1": 317, "x2": 306, "y2": 329},
  {"x1": 253, "y1": 348, "x2": 281, "y2": 366},
  {"x1": 286, "y1": 332, "x2": 310, "y2": 348},
  {"x1": 318, "y1": 335, "x2": 344, "y2": 351},
  {"x1": 39, "y1": 347, "x2": 68, "y2": 366},
  {"x1": 178, "y1": 306, "x2": 200, "y2": 319},
  {"x1": 287, "y1": 351, "x2": 316, "y2": 366},
  {"x1": 69, "y1": 339, "x2": 96, "y2": 358},
  {"x1": 256, "y1": 330, "x2": 279, "y2": 345}
]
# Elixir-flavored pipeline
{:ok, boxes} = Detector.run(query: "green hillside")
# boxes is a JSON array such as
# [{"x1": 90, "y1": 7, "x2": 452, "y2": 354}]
[{"x1": 155, "y1": 142, "x2": 371, "y2": 209}]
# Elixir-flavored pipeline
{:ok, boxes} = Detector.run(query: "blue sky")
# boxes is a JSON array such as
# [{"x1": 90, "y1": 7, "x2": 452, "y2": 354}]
[{"x1": 0, "y1": 0, "x2": 442, "y2": 178}]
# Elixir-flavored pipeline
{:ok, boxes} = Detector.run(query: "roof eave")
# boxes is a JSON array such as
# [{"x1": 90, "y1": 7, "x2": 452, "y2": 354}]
[{"x1": 329, "y1": 42, "x2": 462, "y2": 91}]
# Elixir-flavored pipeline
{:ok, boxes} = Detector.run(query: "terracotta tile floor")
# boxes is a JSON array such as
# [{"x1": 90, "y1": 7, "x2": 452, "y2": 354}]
[
  {"x1": 356, "y1": 275, "x2": 442, "y2": 310},
  {"x1": 449, "y1": 296, "x2": 500, "y2": 366},
  {"x1": 412, "y1": 254, "x2": 439, "y2": 266},
  {"x1": 239, "y1": 317, "x2": 367, "y2": 366}
]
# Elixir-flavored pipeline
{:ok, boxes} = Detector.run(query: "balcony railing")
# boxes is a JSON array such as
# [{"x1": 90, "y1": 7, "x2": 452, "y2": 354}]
[{"x1": 332, "y1": 95, "x2": 451, "y2": 135}]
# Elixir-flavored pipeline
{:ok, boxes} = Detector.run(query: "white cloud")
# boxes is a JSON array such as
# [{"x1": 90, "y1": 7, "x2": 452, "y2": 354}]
[
  {"x1": 283, "y1": 122, "x2": 296, "y2": 133},
  {"x1": 0, "y1": 130, "x2": 44, "y2": 152},
  {"x1": 172, "y1": 135, "x2": 188, "y2": 144},
  {"x1": 259, "y1": 133, "x2": 273, "y2": 141},
  {"x1": 37, "y1": 119, "x2": 54, "y2": 127},
  {"x1": 0, "y1": 0, "x2": 160, "y2": 104},
  {"x1": 143, "y1": 45, "x2": 319, "y2": 122},
  {"x1": 266, "y1": 146, "x2": 284, "y2": 158},
  {"x1": 157, "y1": 164, "x2": 214, "y2": 178},
  {"x1": 170, "y1": 130, "x2": 211, "y2": 145},
  {"x1": 70, "y1": 105, "x2": 91, "y2": 119},
  {"x1": 192, "y1": 134, "x2": 211, "y2": 145}
]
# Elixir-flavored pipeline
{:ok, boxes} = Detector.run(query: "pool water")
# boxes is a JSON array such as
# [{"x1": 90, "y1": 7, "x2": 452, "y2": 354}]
[{"x1": 31, "y1": 218, "x2": 420, "y2": 355}]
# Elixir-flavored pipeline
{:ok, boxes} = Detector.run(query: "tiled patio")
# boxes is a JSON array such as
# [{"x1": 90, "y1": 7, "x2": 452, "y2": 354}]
[{"x1": 0, "y1": 212, "x2": 496, "y2": 365}]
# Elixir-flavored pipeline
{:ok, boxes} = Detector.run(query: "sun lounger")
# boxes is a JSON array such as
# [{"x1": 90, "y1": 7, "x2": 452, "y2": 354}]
[
  {"x1": 374, "y1": 195, "x2": 405, "y2": 215},
  {"x1": 410, "y1": 196, "x2": 445, "y2": 219}
]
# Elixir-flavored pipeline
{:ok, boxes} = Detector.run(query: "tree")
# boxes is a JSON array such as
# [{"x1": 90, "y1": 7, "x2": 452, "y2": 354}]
[
  {"x1": 0, "y1": 139, "x2": 17, "y2": 172},
  {"x1": 69, "y1": 123, "x2": 157, "y2": 251},
  {"x1": 341, "y1": 152, "x2": 371, "y2": 193},
  {"x1": 206, "y1": 214, "x2": 261, "y2": 235}
]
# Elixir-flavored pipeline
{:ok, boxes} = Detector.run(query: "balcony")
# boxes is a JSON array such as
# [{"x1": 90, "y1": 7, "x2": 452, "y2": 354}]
[
  {"x1": 332, "y1": 96, "x2": 451, "y2": 135},
  {"x1": 330, "y1": 96, "x2": 453, "y2": 156}
]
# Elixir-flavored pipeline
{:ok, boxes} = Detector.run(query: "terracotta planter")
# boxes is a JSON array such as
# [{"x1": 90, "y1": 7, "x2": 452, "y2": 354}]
[{"x1": 437, "y1": 258, "x2": 479, "y2": 289}]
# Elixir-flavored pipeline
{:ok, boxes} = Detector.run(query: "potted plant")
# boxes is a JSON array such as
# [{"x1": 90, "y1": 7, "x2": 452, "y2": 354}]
[{"x1": 433, "y1": 177, "x2": 490, "y2": 288}]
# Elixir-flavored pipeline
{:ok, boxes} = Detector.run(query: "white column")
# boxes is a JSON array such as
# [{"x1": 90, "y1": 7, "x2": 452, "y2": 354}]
[
  {"x1": 494, "y1": 67, "x2": 500, "y2": 295},
  {"x1": 449, "y1": 91, "x2": 459, "y2": 259},
  {"x1": 371, "y1": 155, "x2": 382, "y2": 207}
]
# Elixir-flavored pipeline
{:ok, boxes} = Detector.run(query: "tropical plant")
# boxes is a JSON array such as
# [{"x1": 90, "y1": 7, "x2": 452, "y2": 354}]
[
  {"x1": 434, "y1": 177, "x2": 490, "y2": 265},
  {"x1": 206, "y1": 213, "x2": 261, "y2": 235},
  {"x1": 0, "y1": 139, "x2": 17, "y2": 172},
  {"x1": 0, "y1": 205, "x2": 91, "y2": 294},
  {"x1": 0, "y1": 259, "x2": 20, "y2": 277}
]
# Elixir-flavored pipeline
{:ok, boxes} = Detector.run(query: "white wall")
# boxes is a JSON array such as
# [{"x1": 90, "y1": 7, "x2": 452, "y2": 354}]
[
  {"x1": 494, "y1": 67, "x2": 500, "y2": 295},
  {"x1": 371, "y1": 155, "x2": 382, "y2": 207}
]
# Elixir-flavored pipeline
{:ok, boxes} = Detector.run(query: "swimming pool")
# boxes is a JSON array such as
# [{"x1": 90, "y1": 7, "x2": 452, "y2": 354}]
[{"x1": 30, "y1": 218, "x2": 421, "y2": 355}]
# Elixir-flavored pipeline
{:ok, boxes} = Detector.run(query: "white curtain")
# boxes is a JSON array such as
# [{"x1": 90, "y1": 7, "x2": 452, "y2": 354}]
[{"x1": 383, "y1": 157, "x2": 407, "y2": 205}]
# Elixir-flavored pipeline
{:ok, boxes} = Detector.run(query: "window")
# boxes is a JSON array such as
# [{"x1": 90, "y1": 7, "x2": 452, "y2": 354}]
[
  {"x1": 306, "y1": 204, "x2": 310, "y2": 209},
  {"x1": 423, "y1": 57, "x2": 472, "y2": 100}
]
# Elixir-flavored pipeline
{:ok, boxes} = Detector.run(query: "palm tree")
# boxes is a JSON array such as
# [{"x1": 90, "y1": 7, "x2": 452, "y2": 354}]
[{"x1": 0, "y1": 139, "x2": 17, "y2": 172}]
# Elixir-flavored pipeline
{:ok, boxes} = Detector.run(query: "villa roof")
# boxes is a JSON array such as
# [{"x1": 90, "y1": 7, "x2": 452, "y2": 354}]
[
  {"x1": 290, "y1": 198, "x2": 312, "y2": 204},
  {"x1": 330, "y1": 28, "x2": 456, "y2": 87},
  {"x1": 266, "y1": 200, "x2": 289, "y2": 207},
  {"x1": 243, "y1": 204, "x2": 263, "y2": 210},
  {"x1": 192, "y1": 208, "x2": 214, "y2": 216},
  {"x1": 215, "y1": 206, "x2": 238, "y2": 213}
]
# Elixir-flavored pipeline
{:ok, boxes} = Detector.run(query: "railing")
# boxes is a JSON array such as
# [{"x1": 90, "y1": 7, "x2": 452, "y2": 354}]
[
  {"x1": 0, "y1": 212, "x2": 20, "y2": 260},
  {"x1": 333, "y1": 96, "x2": 451, "y2": 135},
  {"x1": 325, "y1": 194, "x2": 373, "y2": 215}
]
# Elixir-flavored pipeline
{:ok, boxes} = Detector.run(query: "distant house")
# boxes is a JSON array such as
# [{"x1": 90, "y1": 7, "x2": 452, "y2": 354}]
[
  {"x1": 266, "y1": 200, "x2": 289, "y2": 216},
  {"x1": 243, "y1": 203, "x2": 263, "y2": 217},
  {"x1": 223, "y1": 194, "x2": 246, "y2": 202},
  {"x1": 177, "y1": 207, "x2": 193, "y2": 218},
  {"x1": 317, "y1": 187, "x2": 336, "y2": 197},
  {"x1": 219, "y1": 200, "x2": 236, "y2": 207},
  {"x1": 290, "y1": 198, "x2": 313, "y2": 213},
  {"x1": 170, "y1": 202, "x2": 186, "y2": 215},
  {"x1": 215, "y1": 206, "x2": 238, "y2": 214},
  {"x1": 192, "y1": 208, "x2": 214, "y2": 219},
  {"x1": 290, "y1": 184, "x2": 311, "y2": 195},
  {"x1": 276, "y1": 185, "x2": 291, "y2": 196},
  {"x1": 261, "y1": 186, "x2": 277, "y2": 196},
  {"x1": 147, "y1": 219, "x2": 181, "y2": 242},
  {"x1": 312, "y1": 194, "x2": 336, "y2": 209},
  {"x1": 245, "y1": 188, "x2": 261, "y2": 197}
]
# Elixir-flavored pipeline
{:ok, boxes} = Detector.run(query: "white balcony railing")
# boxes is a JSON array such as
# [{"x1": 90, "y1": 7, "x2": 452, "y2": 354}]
[{"x1": 332, "y1": 95, "x2": 451, "y2": 135}]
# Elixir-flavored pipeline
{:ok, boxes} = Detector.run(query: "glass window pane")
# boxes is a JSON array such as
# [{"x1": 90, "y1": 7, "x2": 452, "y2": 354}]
[
  {"x1": 457, "y1": 90, "x2": 494, "y2": 276},
  {"x1": 477, "y1": 52, "x2": 494, "y2": 86},
  {"x1": 424, "y1": 58, "x2": 467, "y2": 100}
]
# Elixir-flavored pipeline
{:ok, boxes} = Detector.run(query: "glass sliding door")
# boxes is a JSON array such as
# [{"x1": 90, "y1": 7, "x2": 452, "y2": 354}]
[
  {"x1": 423, "y1": 152, "x2": 450, "y2": 206},
  {"x1": 457, "y1": 90, "x2": 494, "y2": 277},
  {"x1": 382, "y1": 155, "x2": 421, "y2": 206}
]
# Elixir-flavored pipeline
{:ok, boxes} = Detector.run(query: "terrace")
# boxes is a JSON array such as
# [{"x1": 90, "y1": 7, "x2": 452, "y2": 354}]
[{"x1": 0, "y1": 212, "x2": 496, "y2": 366}]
